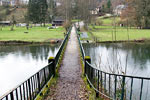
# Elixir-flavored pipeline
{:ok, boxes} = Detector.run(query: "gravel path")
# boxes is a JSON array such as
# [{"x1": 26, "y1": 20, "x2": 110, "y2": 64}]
[{"x1": 45, "y1": 26, "x2": 89, "y2": 100}]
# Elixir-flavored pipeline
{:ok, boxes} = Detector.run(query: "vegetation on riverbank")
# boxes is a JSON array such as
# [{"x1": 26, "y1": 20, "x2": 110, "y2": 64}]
[{"x1": 0, "y1": 26, "x2": 65, "y2": 42}]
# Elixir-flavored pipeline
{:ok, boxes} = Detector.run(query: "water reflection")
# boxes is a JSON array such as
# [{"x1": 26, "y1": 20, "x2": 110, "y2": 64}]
[
  {"x1": 83, "y1": 43, "x2": 150, "y2": 77},
  {"x1": 0, "y1": 44, "x2": 60, "y2": 97},
  {"x1": 83, "y1": 43, "x2": 150, "y2": 100}
]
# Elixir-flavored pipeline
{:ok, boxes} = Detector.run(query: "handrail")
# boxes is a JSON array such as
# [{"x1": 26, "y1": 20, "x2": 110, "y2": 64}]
[
  {"x1": 0, "y1": 26, "x2": 72, "y2": 100},
  {"x1": 55, "y1": 26, "x2": 72, "y2": 66},
  {"x1": 74, "y1": 24, "x2": 85, "y2": 60},
  {"x1": 74, "y1": 24, "x2": 150, "y2": 100},
  {"x1": 86, "y1": 61, "x2": 150, "y2": 80},
  {"x1": 0, "y1": 62, "x2": 52, "y2": 99},
  {"x1": 0, "y1": 63, "x2": 54, "y2": 100}
]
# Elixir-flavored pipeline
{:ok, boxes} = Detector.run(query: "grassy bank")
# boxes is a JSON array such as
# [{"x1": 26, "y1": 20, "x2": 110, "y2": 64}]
[
  {"x1": 87, "y1": 16, "x2": 150, "y2": 42},
  {"x1": 89, "y1": 26, "x2": 150, "y2": 42},
  {"x1": 0, "y1": 26, "x2": 65, "y2": 42}
]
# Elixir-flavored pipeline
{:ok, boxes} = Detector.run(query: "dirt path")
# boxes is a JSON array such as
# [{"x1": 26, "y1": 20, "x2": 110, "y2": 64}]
[{"x1": 45, "y1": 26, "x2": 89, "y2": 100}]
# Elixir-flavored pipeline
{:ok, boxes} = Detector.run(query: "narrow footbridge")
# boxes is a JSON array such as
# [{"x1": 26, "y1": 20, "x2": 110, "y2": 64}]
[{"x1": 1, "y1": 25, "x2": 150, "y2": 100}]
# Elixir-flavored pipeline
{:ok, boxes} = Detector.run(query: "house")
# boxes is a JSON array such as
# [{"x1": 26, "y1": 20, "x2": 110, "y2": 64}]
[
  {"x1": 0, "y1": 0, "x2": 11, "y2": 6},
  {"x1": 52, "y1": 17, "x2": 65, "y2": 26},
  {"x1": 0, "y1": 21, "x2": 11, "y2": 26},
  {"x1": 90, "y1": 6, "x2": 102, "y2": 15},
  {"x1": 113, "y1": 5, "x2": 126, "y2": 16},
  {"x1": 0, "y1": 0, "x2": 28, "y2": 6}
]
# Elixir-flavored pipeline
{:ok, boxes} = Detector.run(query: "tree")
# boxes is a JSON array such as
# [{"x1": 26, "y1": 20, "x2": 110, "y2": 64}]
[
  {"x1": 76, "y1": 0, "x2": 98, "y2": 30},
  {"x1": 39, "y1": 0, "x2": 48, "y2": 26},
  {"x1": 5, "y1": 8, "x2": 11, "y2": 15},
  {"x1": 121, "y1": 0, "x2": 150, "y2": 28},
  {"x1": 27, "y1": 0, "x2": 48, "y2": 25},
  {"x1": 10, "y1": 15, "x2": 16, "y2": 31},
  {"x1": 107, "y1": 0, "x2": 112, "y2": 13},
  {"x1": 47, "y1": 0, "x2": 56, "y2": 22},
  {"x1": 27, "y1": 0, "x2": 40, "y2": 23}
]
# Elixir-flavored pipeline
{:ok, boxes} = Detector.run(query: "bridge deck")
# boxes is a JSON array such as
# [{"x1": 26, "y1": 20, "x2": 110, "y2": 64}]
[{"x1": 45, "y1": 26, "x2": 89, "y2": 100}]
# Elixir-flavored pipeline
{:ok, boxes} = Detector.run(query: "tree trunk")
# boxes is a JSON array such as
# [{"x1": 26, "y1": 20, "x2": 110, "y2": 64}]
[
  {"x1": 0, "y1": 26, "x2": 2, "y2": 31},
  {"x1": 10, "y1": 24, "x2": 14, "y2": 31}
]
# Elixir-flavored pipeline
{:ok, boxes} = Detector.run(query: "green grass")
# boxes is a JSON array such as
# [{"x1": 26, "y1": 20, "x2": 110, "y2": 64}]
[
  {"x1": 89, "y1": 25, "x2": 150, "y2": 42},
  {"x1": 0, "y1": 26, "x2": 65, "y2": 42},
  {"x1": 71, "y1": 19, "x2": 81, "y2": 23},
  {"x1": 97, "y1": 16, "x2": 120, "y2": 25},
  {"x1": 87, "y1": 16, "x2": 150, "y2": 42}
]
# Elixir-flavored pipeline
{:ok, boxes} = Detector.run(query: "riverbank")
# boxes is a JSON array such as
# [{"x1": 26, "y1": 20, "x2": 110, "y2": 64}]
[
  {"x1": 88, "y1": 25, "x2": 150, "y2": 42},
  {"x1": 0, "y1": 39, "x2": 63, "y2": 45}
]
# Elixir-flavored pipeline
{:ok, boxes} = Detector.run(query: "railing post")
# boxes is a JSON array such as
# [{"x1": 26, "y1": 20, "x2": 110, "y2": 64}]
[
  {"x1": 43, "y1": 68, "x2": 47, "y2": 83},
  {"x1": 28, "y1": 79, "x2": 32, "y2": 100},
  {"x1": 84, "y1": 56, "x2": 91, "y2": 76},
  {"x1": 96, "y1": 70, "x2": 100, "y2": 98},
  {"x1": 37, "y1": 72, "x2": 41, "y2": 92},
  {"x1": 121, "y1": 76, "x2": 125, "y2": 100},
  {"x1": 48, "y1": 57, "x2": 56, "y2": 77},
  {"x1": 10, "y1": 92, "x2": 14, "y2": 100}
]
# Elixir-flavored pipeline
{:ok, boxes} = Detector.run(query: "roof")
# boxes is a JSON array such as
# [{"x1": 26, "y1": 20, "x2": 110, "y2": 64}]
[
  {"x1": 0, "y1": 21, "x2": 11, "y2": 23},
  {"x1": 53, "y1": 17, "x2": 65, "y2": 21},
  {"x1": 115, "y1": 5, "x2": 126, "y2": 10}
]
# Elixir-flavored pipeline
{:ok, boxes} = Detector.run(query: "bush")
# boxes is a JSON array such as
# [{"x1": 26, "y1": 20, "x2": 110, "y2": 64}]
[
  {"x1": 95, "y1": 20, "x2": 103, "y2": 26},
  {"x1": 5, "y1": 8, "x2": 11, "y2": 15},
  {"x1": 63, "y1": 20, "x2": 71, "y2": 32}
]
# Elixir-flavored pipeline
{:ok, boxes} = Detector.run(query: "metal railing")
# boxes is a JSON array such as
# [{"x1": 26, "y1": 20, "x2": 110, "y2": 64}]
[
  {"x1": 0, "y1": 26, "x2": 72, "y2": 100},
  {"x1": 74, "y1": 24, "x2": 85, "y2": 61},
  {"x1": 74, "y1": 24, "x2": 150, "y2": 100},
  {"x1": 0, "y1": 63, "x2": 54, "y2": 100},
  {"x1": 55, "y1": 27, "x2": 72, "y2": 67}
]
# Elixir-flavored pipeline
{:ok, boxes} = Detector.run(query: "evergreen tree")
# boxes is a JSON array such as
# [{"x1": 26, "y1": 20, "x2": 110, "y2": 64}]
[
  {"x1": 27, "y1": 0, "x2": 48, "y2": 24},
  {"x1": 27, "y1": 0, "x2": 40, "y2": 23},
  {"x1": 107, "y1": 0, "x2": 112, "y2": 13},
  {"x1": 39, "y1": 0, "x2": 48, "y2": 26},
  {"x1": 48, "y1": 0, "x2": 56, "y2": 22}
]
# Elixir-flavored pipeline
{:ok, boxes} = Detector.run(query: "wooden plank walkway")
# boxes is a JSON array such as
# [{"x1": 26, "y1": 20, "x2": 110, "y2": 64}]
[{"x1": 45, "y1": 26, "x2": 89, "y2": 100}]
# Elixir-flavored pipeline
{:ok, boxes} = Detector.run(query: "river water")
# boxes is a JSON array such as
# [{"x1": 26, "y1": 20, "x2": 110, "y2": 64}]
[
  {"x1": 83, "y1": 42, "x2": 150, "y2": 100},
  {"x1": 0, "y1": 44, "x2": 60, "y2": 97},
  {"x1": 1, "y1": 42, "x2": 150, "y2": 99}
]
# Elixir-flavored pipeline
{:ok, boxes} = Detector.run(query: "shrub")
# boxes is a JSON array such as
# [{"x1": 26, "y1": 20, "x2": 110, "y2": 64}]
[
  {"x1": 63, "y1": 20, "x2": 71, "y2": 32},
  {"x1": 95, "y1": 20, "x2": 103, "y2": 26}
]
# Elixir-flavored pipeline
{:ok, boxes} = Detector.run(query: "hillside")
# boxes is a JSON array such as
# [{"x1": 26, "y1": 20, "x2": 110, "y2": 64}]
[{"x1": 0, "y1": 6, "x2": 27, "y2": 23}]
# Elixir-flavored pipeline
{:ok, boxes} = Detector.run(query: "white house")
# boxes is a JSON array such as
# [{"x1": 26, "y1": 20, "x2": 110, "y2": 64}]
[
  {"x1": 113, "y1": 5, "x2": 126, "y2": 16},
  {"x1": 90, "y1": 6, "x2": 101, "y2": 15}
]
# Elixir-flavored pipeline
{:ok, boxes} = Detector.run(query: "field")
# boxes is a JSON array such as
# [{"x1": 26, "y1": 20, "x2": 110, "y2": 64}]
[
  {"x1": 88, "y1": 17, "x2": 150, "y2": 42},
  {"x1": 97, "y1": 16, "x2": 120, "y2": 25},
  {"x1": 0, "y1": 26, "x2": 65, "y2": 42}
]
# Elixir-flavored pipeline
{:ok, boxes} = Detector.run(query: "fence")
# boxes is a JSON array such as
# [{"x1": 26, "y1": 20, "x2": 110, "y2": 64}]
[
  {"x1": 75, "y1": 24, "x2": 150, "y2": 100},
  {"x1": 55, "y1": 27, "x2": 72, "y2": 67},
  {"x1": 0, "y1": 26, "x2": 72, "y2": 100}
]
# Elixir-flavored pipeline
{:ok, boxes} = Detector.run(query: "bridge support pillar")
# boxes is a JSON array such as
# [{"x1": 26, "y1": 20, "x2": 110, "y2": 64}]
[{"x1": 48, "y1": 57, "x2": 56, "y2": 77}]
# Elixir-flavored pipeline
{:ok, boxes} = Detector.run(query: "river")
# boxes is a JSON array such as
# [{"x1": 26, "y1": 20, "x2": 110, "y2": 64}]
[
  {"x1": 0, "y1": 44, "x2": 60, "y2": 97},
  {"x1": 83, "y1": 42, "x2": 150, "y2": 100}
]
